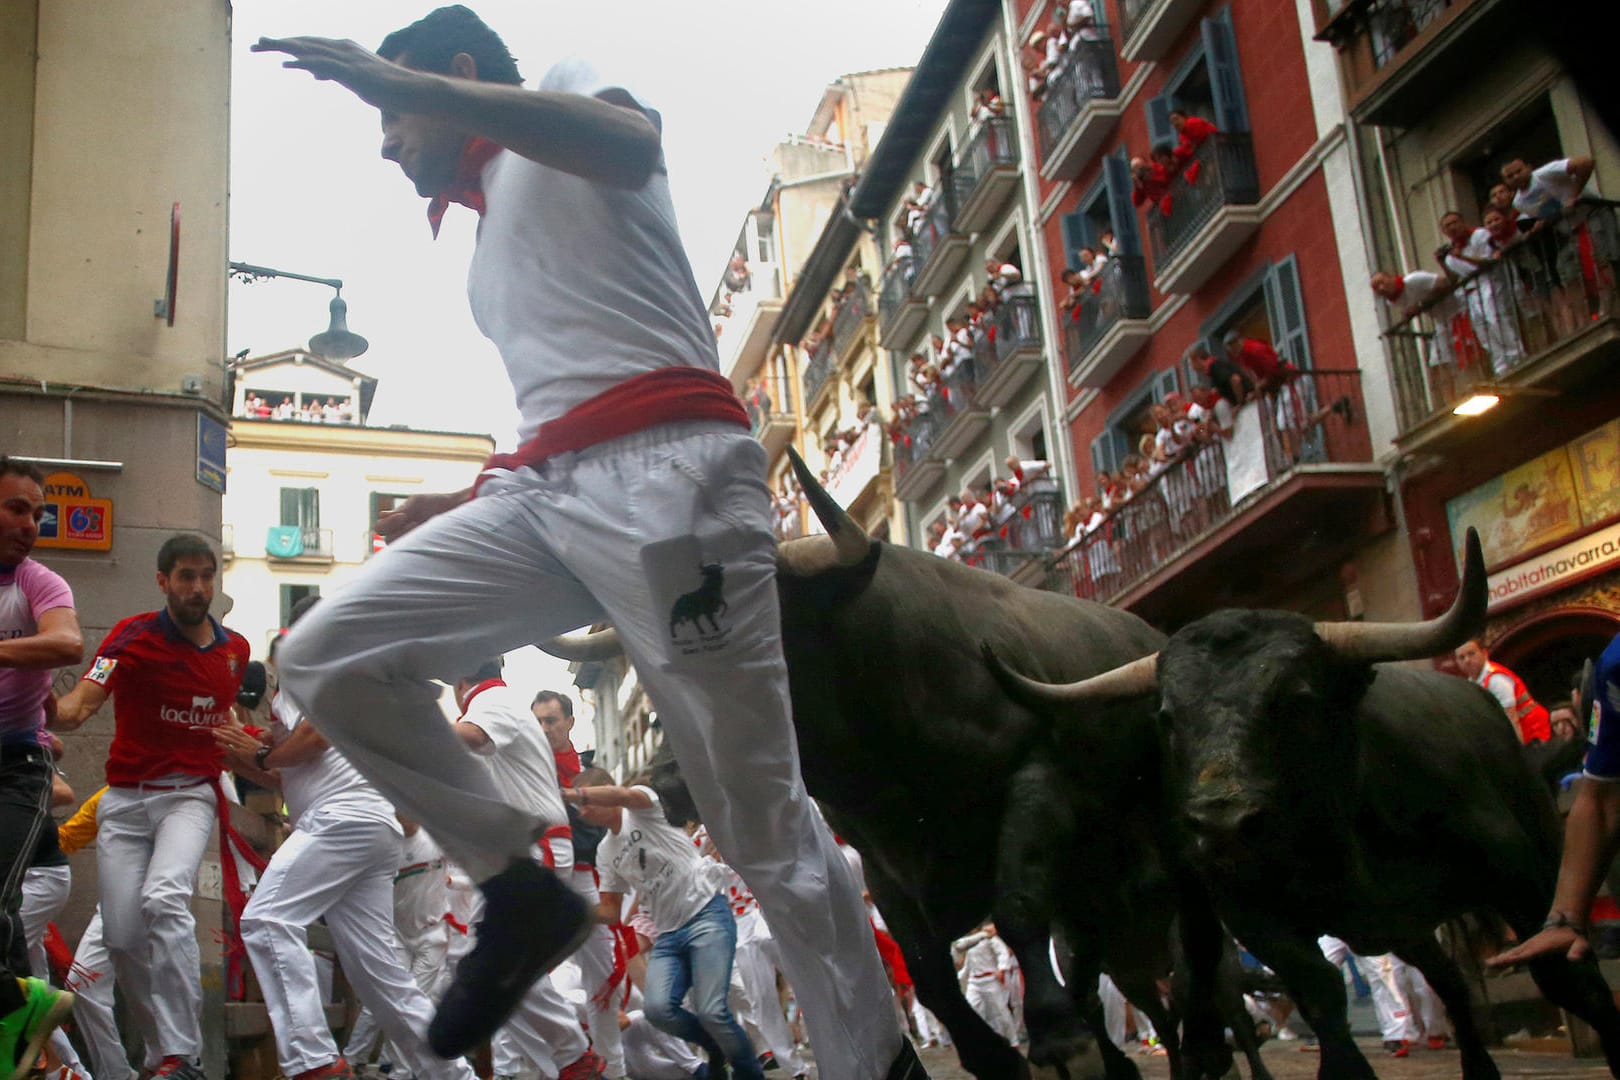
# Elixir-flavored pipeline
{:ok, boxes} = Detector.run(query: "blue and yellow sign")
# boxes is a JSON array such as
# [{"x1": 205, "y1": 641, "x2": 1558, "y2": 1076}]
[{"x1": 37, "y1": 472, "x2": 113, "y2": 552}]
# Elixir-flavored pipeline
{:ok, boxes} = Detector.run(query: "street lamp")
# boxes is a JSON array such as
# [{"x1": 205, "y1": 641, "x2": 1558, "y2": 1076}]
[{"x1": 227, "y1": 261, "x2": 370, "y2": 361}]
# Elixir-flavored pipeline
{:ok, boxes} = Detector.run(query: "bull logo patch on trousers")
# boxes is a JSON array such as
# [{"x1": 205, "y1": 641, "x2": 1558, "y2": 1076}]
[{"x1": 669, "y1": 563, "x2": 728, "y2": 640}]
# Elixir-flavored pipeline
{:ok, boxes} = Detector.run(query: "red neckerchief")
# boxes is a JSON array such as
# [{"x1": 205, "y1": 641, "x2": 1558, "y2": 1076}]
[
  {"x1": 555, "y1": 743, "x2": 582, "y2": 787},
  {"x1": 1389, "y1": 275, "x2": 1405, "y2": 299},
  {"x1": 457, "y1": 678, "x2": 507, "y2": 718},
  {"x1": 427, "y1": 137, "x2": 504, "y2": 239}
]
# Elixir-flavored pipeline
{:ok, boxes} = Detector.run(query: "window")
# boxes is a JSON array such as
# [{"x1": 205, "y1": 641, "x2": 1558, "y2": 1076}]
[
  {"x1": 1145, "y1": 10, "x2": 1250, "y2": 148},
  {"x1": 1186, "y1": 255, "x2": 1312, "y2": 386},
  {"x1": 369, "y1": 492, "x2": 410, "y2": 555},
  {"x1": 1448, "y1": 97, "x2": 1560, "y2": 216},
  {"x1": 279, "y1": 583, "x2": 320, "y2": 630},
  {"x1": 1059, "y1": 150, "x2": 1145, "y2": 267},
  {"x1": 280, "y1": 487, "x2": 320, "y2": 544},
  {"x1": 755, "y1": 214, "x2": 775, "y2": 263},
  {"x1": 1089, "y1": 369, "x2": 1180, "y2": 477}
]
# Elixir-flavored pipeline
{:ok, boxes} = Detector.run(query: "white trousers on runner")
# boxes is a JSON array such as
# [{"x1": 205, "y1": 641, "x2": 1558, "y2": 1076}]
[
  {"x1": 1318, "y1": 935, "x2": 1417, "y2": 1043},
  {"x1": 241, "y1": 810, "x2": 471, "y2": 1080},
  {"x1": 66, "y1": 909, "x2": 139, "y2": 1080},
  {"x1": 21, "y1": 866, "x2": 89, "y2": 1077},
  {"x1": 489, "y1": 839, "x2": 589, "y2": 1080},
  {"x1": 279, "y1": 422, "x2": 901, "y2": 1079},
  {"x1": 96, "y1": 781, "x2": 215, "y2": 1061},
  {"x1": 566, "y1": 868, "x2": 625, "y2": 1078},
  {"x1": 732, "y1": 909, "x2": 803, "y2": 1075}
]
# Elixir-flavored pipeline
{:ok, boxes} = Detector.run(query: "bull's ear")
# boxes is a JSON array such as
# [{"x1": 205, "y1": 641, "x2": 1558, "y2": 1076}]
[{"x1": 1326, "y1": 658, "x2": 1377, "y2": 706}]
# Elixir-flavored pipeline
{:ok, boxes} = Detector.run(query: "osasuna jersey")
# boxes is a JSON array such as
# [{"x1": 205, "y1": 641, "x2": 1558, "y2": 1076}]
[
  {"x1": 1583, "y1": 634, "x2": 1620, "y2": 781},
  {"x1": 88, "y1": 609, "x2": 249, "y2": 785}
]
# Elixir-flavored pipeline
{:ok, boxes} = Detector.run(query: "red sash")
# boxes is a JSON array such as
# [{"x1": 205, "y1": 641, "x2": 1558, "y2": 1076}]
[{"x1": 210, "y1": 777, "x2": 271, "y2": 1001}]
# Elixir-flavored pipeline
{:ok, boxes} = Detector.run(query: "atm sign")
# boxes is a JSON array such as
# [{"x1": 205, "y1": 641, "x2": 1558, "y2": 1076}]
[{"x1": 36, "y1": 472, "x2": 113, "y2": 552}]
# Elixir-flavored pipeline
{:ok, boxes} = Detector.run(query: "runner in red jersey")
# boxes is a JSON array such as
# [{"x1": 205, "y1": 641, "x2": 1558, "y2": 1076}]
[{"x1": 51, "y1": 534, "x2": 249, "y2": 1080}]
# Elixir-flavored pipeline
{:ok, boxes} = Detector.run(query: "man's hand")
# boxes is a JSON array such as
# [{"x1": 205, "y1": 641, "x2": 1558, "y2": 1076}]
[
  {"x1": 213, "y1": 720, "x2": 268, "y2": 757},
  {"x1": 376, "y1": 489, "x2": 471, "y2": 542},
  {"x1": 252, "y1": 37, "x2": 433, "y2": 114},
  {"x1": 1488, "y1": 924, "x2": 1589, "y2": 967}
]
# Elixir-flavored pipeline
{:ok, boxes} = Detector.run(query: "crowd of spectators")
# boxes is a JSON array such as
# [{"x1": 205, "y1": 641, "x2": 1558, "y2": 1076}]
[
  {"x1": 239, "y1": 391, "x2": 358, "y2": 425},
  {"x1": 883, "y1": 259, "x2": 1033, "y2": 456},
  {"x1": 1370, "y1": 153, "x2": 1617, "y2": 379},
  {"x1": 711, "y1": 251, "x2": 753, "y2": 340},
  {"x1": 1023, "y1": 0, "x2": 1104, "y2": 100},
  {"x1": 926, "y1": 456, "x2": 1054, "y2": 562}
]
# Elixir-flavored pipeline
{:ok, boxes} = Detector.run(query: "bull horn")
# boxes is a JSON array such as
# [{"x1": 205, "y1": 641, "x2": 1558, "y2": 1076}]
[
  {"x1": 1314, "y1": 526, "x2": 1488, "y2": 664},
  {"x1": 981, "y1": 642, "x2": 1160, "y2": 707},
  {"x1": 538, "y1": 627, "x2": 624, "y2": 662},
  {"x1": 776, "y1": 445, "x2": 872, "y2": 576}
]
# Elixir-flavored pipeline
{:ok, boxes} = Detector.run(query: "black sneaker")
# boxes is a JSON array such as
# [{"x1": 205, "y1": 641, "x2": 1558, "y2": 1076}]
[
  {"x1": 884, "y1": 1039, "x2": 930, "y2": 1080},
  {"x1": 428, "y1": 859, "x2": 592, "y2": 1057},
  {"x1": 1332, "y1": 395, "x2": 1355, "y2": 426}
]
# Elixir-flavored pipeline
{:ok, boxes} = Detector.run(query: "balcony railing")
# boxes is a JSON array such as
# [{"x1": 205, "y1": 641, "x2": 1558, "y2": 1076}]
[
  {"x1": 1384, "y1": 201, "x2": 1620, "y2": 437},
  {"x1": 912, "y1": 185, "x2": 959, "y2": 272},
  {"x1": 880, "y1": 257, "x2": 918, "y2": 326},
  {"x1": 1042, "y1": 369, "x2": 1369, "y2": 605},
  {"x1": 1146, "y1": 133, "x2": 1260, "y2": 271},
  {"x1": 1064, "y1": 256, "x2": 1153, "y2": 373},
  {"x1": 801, "y1": 338, "x2": 836, "y2": 409},
  {"x1": 959, "y1": 479, "x2": 1067, "y2": 579},
  {"x1": 960, "y1": 116, "x2": 1018, "y2": 186},
  {"x1": 744, "y1": 374, "x2": 794, "y2": 438},
  {"x1": 1036, "y1": 40, "x2": 1122, "y2": 160},
  {"x1": 831, "y1": 280, "x2": 873, "y2": 359},
  {"x1": 992, "y1": 295, "x2": 1042, "y2": 366},
  {"x1": 893, "y1": 409, "x2": 943, "y2": 485},
  {"x1": 266, "y1": 525, "x2": 334, "y2": 561}
]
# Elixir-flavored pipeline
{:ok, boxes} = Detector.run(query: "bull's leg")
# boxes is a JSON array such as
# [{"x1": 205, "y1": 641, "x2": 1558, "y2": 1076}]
[
  {"x1": 865, "y1": 876, "x2": 1027, "y2": 1080},
  {"x1": 1216, "y1": 939, "x2": 1276, "y2": 1080},
  {"x1": 1392, "y1": 936, "x2": 1498, "y2": 1080},
  {"x1": 1111, "y1": 973, "x2": 1175, "y2": 1080},
  {"x1": 1232, "y1": 924, "x2": 1374, "y2": 1080},
  {"x1": 1171, "y1": 892, "x2": 1237, "y2": 1080},
  {"x1": 1080, "y1": 989, "x2": 1145, "y2": 1080},
  {"x1": 995, "y1": 761, "x2": 1103, "y2": 1079}
]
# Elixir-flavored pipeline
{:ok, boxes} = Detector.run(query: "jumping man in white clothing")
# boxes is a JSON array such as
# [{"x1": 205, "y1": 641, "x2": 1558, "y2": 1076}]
[{"x1": 256, "y1": 9, "x2": 914, "y2": 1077}]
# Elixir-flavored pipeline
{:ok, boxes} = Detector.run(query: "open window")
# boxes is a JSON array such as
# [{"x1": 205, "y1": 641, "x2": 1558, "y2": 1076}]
[
  {"x1": 1059, "y1": 149, "x2": 1145, "y2": 267},
  {"x1": 1089, "y1": 368, "x2": 1179, "y2": 477},
  {"x1": 1446, "y1": 95, "x2": 1561, "y2": 214},
  {"x1": 1187, "y1": 255, "x2": 1311, "y2": 382},
  {"x1": 1145, "y1": 9, "x2": 1250, "y2": 148},
  {"x1": 279, "y1": 583, "x2": 320, "y2": 630}
]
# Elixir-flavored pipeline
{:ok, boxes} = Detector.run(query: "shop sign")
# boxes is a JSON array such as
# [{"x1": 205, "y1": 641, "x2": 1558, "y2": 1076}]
[
  {"x1": 36, "y1": 472, "x2": 114, "y2": 552},
  {"x1": 1485, "y1": 520, "x2": 1620, "y2": 612}
]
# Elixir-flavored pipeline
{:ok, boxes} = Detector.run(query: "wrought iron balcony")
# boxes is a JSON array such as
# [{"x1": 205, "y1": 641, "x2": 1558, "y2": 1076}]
[
  {"x1": 893, "y1": 408, "x2": 946, "y2": 501},
  {"x1": 910, "y1": 183, "x2": 970, "y2": 299},
  {"x1": 1063, "y1": 256, "x2": 1153, "y2": 387},
  {"x1": 878, "y1": 256, "x2": 927, "y2": 348},
  {"x1": 1035, "y1": 40, "x2": 1123, "y2": 180},
  {"x1": 1042, "y1": 369, "x2": 1373, "y2": 608},
  {"x1": 1118, "y1": 0, "x2": 1204, "y2": 60},
  {"x1": 744, "y1": 373, "x2": 797, "y2": 458},
  {"x1": 975, "y1": 295, "x2": 1046, "y2": 408},
  {"x1": 955, "y1": 116, "x2": 1021, "y2": 233},
  {"x1": 959, "y1": 479, "x2": 1067, "y2": 580},
  {"x1": 1146, "y1": 133, "x2": 1261, "y2": 294},
  {"x1": 1383, "y1": 201, "x2": 1620, "y2": 451},
  {"x1": 265, "y1": 525, "x2": 334, "y2": 562},
  {"x1": 830, "y1": 280, "x2": 873, "y2": 361},
  {"x1": 800, "y1": 337, "x2": 836, "y2": 411}
]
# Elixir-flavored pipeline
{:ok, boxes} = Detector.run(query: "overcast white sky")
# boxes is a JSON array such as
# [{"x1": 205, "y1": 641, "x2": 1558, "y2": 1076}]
[{"x1": 227, "y1": 1, "x2": 948, "y2": 740}]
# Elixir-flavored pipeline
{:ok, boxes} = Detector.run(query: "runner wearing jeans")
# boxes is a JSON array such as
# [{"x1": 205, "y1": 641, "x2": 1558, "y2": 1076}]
[{"x1": 566, "y1": 771, "x2": 761, "y2": 1080}]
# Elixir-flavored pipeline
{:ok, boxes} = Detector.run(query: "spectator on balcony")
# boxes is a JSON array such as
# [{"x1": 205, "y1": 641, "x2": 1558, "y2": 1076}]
[
  {"x1": 1186, "y1": 384, "x2": 1235, "y2": 440},
  {"x1": 322, "y1": 397, "x2": 344, "y2": 422},
  {"x1": 1188, "y1": 342, "x2": 1255, "y2": 408},
  {"x1": 956, "y1": 491, "x2": 991, "y2": 543},
  {"x1": 1064, "y1": 0, "x2": 1104, "y2": 42},
  {"x1": 971, "y1": 87, "x2": 1004, "y2": 136},
  {"x1": 905, "y1": 181, "x2": 935, "y2": 237},
  {"x1": 1023, "y1": 50, "x2": 1047, "y2": 101},
  {"x1": 1487, "y1": 184, "x2": 1534, "y2": 234},
  {"x1": 241, "y1": 392, "x2": 262, "y2": 418},
  {"x1": 907, "y1": 352, "x2": 938, "y2": 400},
  {"x1": 724, "y1": 252, "x2": 751, "y2": 294},
  {"x1": 986, "y1": 261, "x2": 1030, "y2": 301},
  {"x1": 1131, "y1": 156, "x2": 1174, "y2": 219},
  {"x1": 1437, "y1": 211, "x2": 1521, "y2": 376},
  {"x1": 1098, "y1": 229, "x2": 1119, "y2": 259},
  {"x1": 1503, "y1": 155, "x2": 1617, "y2": 326},
  {"x1": 888, "y1": 235, "x2": 914, "y2": 275},
  {"x1": 1005, "y1": 457, "x2": 1051, "y2": 492},
  {"x1": 1076, "y1": 246, "x2": 1109, "y2": 286},
  {"x1": 1169, "y1": 109, "x2": 1218, "y2": 185},
  {"x1": 1503, "y1": 155, "x2": 1597, "y2": 222}
]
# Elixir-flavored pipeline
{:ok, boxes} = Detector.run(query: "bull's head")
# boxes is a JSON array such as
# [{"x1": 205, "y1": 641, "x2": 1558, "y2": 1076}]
[
  {"x1": 537, "y1": 445, "x2": 873, "y2": 662},
  {"x1": 986, "y1": 529, "x2": 1487, "y2": 864}
]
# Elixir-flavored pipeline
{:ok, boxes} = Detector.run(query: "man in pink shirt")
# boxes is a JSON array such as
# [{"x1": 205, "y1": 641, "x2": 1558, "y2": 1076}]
[{"x1": 0, "y1": 454, "x2": 83, "y2": 1073}]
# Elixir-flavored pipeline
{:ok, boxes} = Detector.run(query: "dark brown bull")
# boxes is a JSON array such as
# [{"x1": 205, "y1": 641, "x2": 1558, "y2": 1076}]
[
  {"x1": 546, "y1": 450, "x2": 1266, "y2": 1080},
  {"x1": 988, "y1": 529, "x2": 1620, "y2": 1080}
]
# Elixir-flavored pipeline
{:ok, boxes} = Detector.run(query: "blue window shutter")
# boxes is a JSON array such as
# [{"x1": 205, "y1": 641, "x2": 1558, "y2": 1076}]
[
  {"x1": 1152, "y1": 367, "x2": 1180, "y2": 402},
  {"x1": 1102, "y1": 151, "x2": 1142, "y2": 257},
  {"x1": 1060, "y1": 210, "x2": 1091, "y2": 270},
  {"x1": 1264, "y1": 255, "x2": 1312, "y2": 370},
  {"x1": 1202, "y1": 11, "x2": 1251, "y2": 134},
  {"x1": 1145, "y1": 95, "x2": 1174, "y2": 152},
  {"x1": 1091, "y1": 434, "x2": 1111, "y2": 477},
  {"x1": 1094, "y1": 0, "x2": 1111, "y2": 31}
]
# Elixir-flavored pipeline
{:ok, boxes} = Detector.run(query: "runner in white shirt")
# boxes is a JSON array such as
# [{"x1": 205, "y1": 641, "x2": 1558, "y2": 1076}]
[
  {"x1": 566, "y1": 773, "x2": 762, "y2": 1080},
  {"x1": 951, "y1": 924, "x2": 1018, "y2": 1044},
  {"x1": 217, "y1": 619, "x2": 475, "y2": 1080},
  {"x1": 449, "y1": 665, "x2": 603, "y2": 1080}
]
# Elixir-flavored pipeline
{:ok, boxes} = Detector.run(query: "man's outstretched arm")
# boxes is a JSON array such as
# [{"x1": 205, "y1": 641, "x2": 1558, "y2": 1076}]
[{"x1": 253, "y1": 36, "x2": 661, "y2": 189}]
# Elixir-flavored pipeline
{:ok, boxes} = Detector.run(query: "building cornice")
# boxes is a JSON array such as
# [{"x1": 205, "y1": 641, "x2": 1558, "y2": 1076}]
[{"x1": 229, "y1": 418, "x2": 494, "y2": 462}]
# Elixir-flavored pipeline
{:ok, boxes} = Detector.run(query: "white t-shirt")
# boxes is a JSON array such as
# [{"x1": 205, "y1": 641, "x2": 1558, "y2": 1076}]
[
  {"x1": 466, "y1": 59, "x2": 719, "y2": 442},
  {"x1": 394, "y1": 828, "x2": 450, "y2": 944},
  {"x1": 460, "y1": 682, "x2": 567, "y2": 829},
  {"x1": 1514, "y1": 158, "x2": 1594, "y2": 221},
  {"x1": 597, "y1": 787, "x2": 718, "y2": 934},
  {"x1": 270, "y1": 693, "x2": 399, "y2": 831}
]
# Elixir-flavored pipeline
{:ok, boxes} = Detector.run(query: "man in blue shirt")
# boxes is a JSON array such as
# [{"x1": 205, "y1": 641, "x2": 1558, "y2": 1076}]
[{"x1": 1490, "y1": 632, "x2": 1620, "y2": 966}]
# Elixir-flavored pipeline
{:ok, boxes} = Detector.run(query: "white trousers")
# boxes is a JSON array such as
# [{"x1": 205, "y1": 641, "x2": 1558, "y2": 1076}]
[
  {"x1": 21, "y1": 865, "x2": 88, "y2": 1076},
  {"x1": 621, "y1": 1008, "x2": 707, "y2": 1080},
  {"x1": 97, "y1": 782, "x2": 216, "y2": 1060},
  {"x1": 966, "y1": 975, "x2": 1018, "y2": 1044},
  {"x1": 240, "y1": 810, "x2": 473, "y2": 1080},
  {"x1": 65, "y1": 909, "x2": 139, "y2": 1080},
  {"x1": 1318, "y1": 935, "x2": 1416, "y2": 1043},
  {"x1": 567, "y1": 868, "x2": 625, "y2": 1078},
  {"x1": 278, "y1": 423, "x2": 901, "y2": 1079},
  {"x1": 345, "y1": 921, "x2": 450, "y2": 1074},
  {"x1": 731, "y1": 910, "x2": 803, "y2": 1075}
]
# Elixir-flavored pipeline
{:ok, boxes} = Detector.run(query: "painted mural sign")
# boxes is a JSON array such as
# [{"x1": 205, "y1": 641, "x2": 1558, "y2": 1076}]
[{"x1": 1448, "y1": 417, "x2": 1620, "y2": 610}]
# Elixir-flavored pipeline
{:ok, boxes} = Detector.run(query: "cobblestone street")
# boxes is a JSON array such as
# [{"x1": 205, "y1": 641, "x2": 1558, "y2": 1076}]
[{"x1": 913, "y1": 1039, "x2": 1611, "y2": 1079}]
